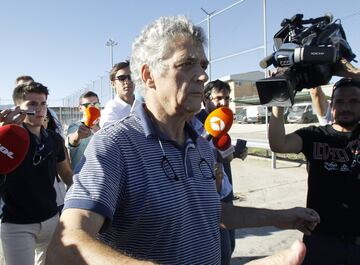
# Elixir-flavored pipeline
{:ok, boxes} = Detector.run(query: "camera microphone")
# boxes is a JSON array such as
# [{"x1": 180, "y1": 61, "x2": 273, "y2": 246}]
[
  {"x1": 324, "y1": 12, "x2": 333, "y2": 24},
  {"x1": 259, "y1": 53, "x2": 276, "y2": 69}
]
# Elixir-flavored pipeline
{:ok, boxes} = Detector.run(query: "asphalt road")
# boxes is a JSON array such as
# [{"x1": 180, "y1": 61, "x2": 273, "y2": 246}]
[{"x1": 229, "y1": 122, "x2": 318, "y2": 141}]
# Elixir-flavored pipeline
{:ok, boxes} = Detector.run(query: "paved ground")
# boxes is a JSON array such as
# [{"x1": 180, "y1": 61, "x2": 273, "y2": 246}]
[{"x1": 229, "y1": 156, "x2": 308, "y2": 264}]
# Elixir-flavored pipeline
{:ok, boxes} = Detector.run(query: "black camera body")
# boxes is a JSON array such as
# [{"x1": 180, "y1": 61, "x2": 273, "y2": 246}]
[{"x1": 256, "y1": 13, "x2": 356, "y2": 106}]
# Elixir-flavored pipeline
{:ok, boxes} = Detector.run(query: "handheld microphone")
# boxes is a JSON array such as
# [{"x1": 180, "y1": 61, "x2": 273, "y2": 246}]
[
  {"x1": 212, "y1": 133, "x2": 235, "y2": 163},
  {"x1": 0, "y1": 125, "x2": 30, "y2": 174},
  {"x1": 82, "y1": 106, "x2": 101, "y2": 127},
  {"x1": 204, "y1": 107, "x2": 233, "y2": 138}
]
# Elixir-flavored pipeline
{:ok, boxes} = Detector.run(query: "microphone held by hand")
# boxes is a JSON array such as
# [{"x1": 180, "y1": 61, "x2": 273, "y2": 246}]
[
  {"x1": 82, "y1": 106, "x2": 101, "y2": 127},
  {"x1": 204, "y1": 107, "x2": 233, "y2": 138},
  {"x1": 0, "y1": 125, "x2": 30, "y2": 174}
]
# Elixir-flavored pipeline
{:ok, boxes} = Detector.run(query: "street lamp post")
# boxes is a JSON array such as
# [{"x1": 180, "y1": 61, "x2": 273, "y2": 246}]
[
  {"x1": 106, "y1": 39, "x2": 118, "y2": 69},
  {"x1": 201, "y1": 8, "x2": 215, "y2": 81},
  {"x1": 98, "y1": 75, "x2": 104, "y2": 104}
]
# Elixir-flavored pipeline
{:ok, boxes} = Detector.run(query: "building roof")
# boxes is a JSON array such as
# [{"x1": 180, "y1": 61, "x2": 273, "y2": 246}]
[
  {"x1": 0, "y1": 104, "x2": 14, "y2": 110},
  {"x1": 219, "y1": 71, "x2": 265, "y2": 82}
]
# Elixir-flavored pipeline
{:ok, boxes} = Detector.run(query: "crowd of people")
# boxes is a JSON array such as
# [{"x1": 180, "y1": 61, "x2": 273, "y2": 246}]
[{"x1": 0, "y1": 14, "x2": 359, "y2": 265}]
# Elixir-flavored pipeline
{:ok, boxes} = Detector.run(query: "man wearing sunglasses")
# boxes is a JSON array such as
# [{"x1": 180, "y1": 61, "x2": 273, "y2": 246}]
[
  {"x1": 269, "y1": 77, "x2": 360, "y2": 265},
  {"x1": 67, "y1": 91, "x2": 100, "y2": 170},
  {"x1": 100, "y1": 60, "x2": 140, "y2": 128}
]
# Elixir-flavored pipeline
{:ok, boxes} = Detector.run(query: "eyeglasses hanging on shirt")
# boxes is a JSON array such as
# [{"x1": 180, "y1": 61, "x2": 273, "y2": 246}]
[
  {"x1": 23, "y1": 123, "x2": 53, "y2": 166},
  {"x1": 32, "y1": 143, "x2": 52, "y2": 166},
  {"x1": 157, "y1": 137, "x2": 215, "y2": 181}
]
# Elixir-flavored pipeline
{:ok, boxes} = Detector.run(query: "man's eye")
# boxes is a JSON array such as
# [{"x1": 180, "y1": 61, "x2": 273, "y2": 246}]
[
  {"x1": 178, "y1": 61, "x2": 193, "y2": 67},
  {"x1": 201, "y1": 63, "x2": 208, "y2": 70}
]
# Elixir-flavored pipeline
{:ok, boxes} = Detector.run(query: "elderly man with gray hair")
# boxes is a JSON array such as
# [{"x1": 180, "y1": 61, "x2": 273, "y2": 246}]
[{"x1": 46, "y1": 15, "x2": 319, "y2": 265}]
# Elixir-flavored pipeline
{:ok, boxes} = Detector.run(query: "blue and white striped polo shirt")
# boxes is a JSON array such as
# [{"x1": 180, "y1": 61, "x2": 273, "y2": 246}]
[{"x1": 64, "y1": 104, "x2": 221, "y2": 264}]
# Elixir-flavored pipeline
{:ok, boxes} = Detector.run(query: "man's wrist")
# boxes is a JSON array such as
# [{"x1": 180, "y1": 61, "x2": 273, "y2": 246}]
[{"x1": 68, "y1": 133, "x2": 80, "y2": 147}]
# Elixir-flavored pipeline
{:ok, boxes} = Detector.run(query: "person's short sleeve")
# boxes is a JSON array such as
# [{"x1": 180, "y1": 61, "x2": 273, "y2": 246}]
[
  {"x1": 293, "y1": 126, "x2": 317, "y2": 157},
  {"x1": 55, "y1": 132, "x2": 66, "y2": 163},
  {"x1": 64, "y1": 128, "x2": 125, "y2": 229}
]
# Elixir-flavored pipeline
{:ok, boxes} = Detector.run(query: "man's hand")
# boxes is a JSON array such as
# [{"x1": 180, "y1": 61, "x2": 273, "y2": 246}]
[
  {"x1": 246, "y1": 240, "x2": 306, "y2": 265},
  {"x1": 0, "y1": 107, "x2": 26, "y2": 126},
  {"x1": 68, "y1": 124, "x2": 92, "y2": 147},
  {"x1": 77, "y1": 124, "x2": 92, "y2": 139},
  {"x1": 214, "y1": 162, "x2": 223, "y2": 192},
  {"x1": 276, "y1": 207, "x2": 320, "y2": 235},
  {"x1": 91, "y1": 123, "x2": 100, "y2": 133},
  {"x1": 334, "y1": 58, "x2": 360, "y2": 81}
]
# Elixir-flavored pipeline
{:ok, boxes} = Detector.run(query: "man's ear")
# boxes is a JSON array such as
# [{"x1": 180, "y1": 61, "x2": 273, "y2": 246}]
[
  {"x1": 110, "y1": 80, "x2": 116, "y2": 89},
  {"x1": 141, "y1": 64, "x2": 155, "y2": 89}
]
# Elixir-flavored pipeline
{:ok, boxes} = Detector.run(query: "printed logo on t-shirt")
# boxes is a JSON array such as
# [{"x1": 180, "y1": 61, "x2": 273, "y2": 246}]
[
  {"x1": 324, "y1": 161, "x2": 338, "y2": 171},
  {"x1": 339, "y1": 164, "x2": 350, "y2": 172}
]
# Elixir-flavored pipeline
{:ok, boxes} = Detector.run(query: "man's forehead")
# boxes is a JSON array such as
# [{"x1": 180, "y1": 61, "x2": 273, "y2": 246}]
[
  {"x1": 211, "y1": 88, "x2": 229, "y2": 95},
  {"x1": 81, "y1": 96, "x2": 99, "y2": 103},
  {"x1": 23, "y1": 92, "x2": 47, "y2": 101},
  {"x1": 116, "y1": 67, "x2": 131, "y2": 74},
  {"x1": 334, "y1": 86, "x2": 360, "y2": 98}
]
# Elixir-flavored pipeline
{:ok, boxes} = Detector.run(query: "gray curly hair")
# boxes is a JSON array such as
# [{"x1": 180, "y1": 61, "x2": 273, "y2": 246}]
[{"x1": 130, "y1": 15, "x2": 207, "y2": 97}]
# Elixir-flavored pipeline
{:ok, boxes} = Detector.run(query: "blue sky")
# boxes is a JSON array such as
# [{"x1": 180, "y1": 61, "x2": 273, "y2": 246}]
[{"x1": 1, "y1": 0, "x2": 360, "y2": 106}]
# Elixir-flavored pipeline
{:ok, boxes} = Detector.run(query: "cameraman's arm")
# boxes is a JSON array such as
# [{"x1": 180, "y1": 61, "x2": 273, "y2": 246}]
[
  {"x1": 310, "y1": 86, "x2": 329, "y2": 117},
  {"x1": 268, "y1": 107, "x2": 302, "y2": 154},
  {"x1": 334, "y1": 58, "x2": 360, "y2": 81}
]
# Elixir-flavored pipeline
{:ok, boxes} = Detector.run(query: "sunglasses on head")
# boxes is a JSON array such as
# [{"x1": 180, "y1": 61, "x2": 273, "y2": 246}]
[
  {"x1": 81, "y1": 102, "x2": 100, "y2": 109},
  {"x1": 115, "y1": 74, "x2": 131, "y2": 82}
]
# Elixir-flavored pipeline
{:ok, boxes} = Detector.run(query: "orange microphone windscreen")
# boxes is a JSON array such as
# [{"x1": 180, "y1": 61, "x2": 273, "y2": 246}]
[
  {"x1": 83, "y1": 106, "x2": 101, "y2": 127},
  {"x1": 204, "y1": 107, "x2": 233, "y2": 138}
]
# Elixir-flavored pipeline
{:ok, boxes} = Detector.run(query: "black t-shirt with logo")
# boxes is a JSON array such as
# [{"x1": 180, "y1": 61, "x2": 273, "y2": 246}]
[
  {"x1": 2, "y1": 128, "x2": 65, "y2": 224},
  {"x1": 295, "y1": 124, "x2": 360, "y2": 236}
]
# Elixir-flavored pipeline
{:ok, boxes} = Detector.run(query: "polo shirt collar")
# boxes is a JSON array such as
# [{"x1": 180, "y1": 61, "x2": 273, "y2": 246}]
[{"x1": 134, "y1": 103, "x2": 200, "y2": 143}]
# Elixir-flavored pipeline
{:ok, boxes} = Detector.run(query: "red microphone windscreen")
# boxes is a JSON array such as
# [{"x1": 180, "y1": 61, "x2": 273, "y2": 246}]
[
  {"x1": 213, "y1": 133, "x2": 232, "y2": 151},
  {"x1": 83, "y1": 106, "x2": 101, "y2": 127},
  {"x1": 0, "y1": 125, "x2": 30, "y2": 174},
  {"x1": 204, "y1": 107, "x2": 233, "y2": 138}
]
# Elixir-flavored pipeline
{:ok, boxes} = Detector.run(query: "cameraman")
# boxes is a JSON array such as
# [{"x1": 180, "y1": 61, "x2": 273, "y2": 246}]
[
  {"x1": 311, "y1": 59, "x2": 360, "y2": 125},
  {"x1": 269, "y1": 77, "x2": 360, "y2": 265}
]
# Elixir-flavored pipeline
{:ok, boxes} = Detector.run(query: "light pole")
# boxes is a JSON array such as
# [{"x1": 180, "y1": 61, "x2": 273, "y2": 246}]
[
  {"x1": 106, "y1": 39, "x2": 118, "y2": 69},
  {"x1": 98, "y1": 75, "x2": 104, "y2": 104},
  {"x1": 201, "y1": 8, "x2": 215, "y2": 81}
]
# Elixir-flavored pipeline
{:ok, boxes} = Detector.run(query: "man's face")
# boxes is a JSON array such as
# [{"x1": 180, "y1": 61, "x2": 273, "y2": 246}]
[
  {"x1": 205, "y1": 88, "x2": 231, "y2": 113},
  {"x1": 151, "y1": 38, "x2": 209, "y2": 116},
  {"x1": 79, "y1": 96, "x2": 100, "y2": 113},
  {"x1": 111, "y1": 67, "x2": 134, "y2": 100},
  {"x1": 19, "y1": 92, "x2": 47, "y2": 127},
  {"x1": 331, "y1": 86, "x2": 360, "y2": 128}
]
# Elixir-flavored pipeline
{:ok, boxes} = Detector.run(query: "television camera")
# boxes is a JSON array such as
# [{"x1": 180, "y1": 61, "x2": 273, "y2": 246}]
[{"x1": 256, "y1": 13, "x2": 356, "y2": 106}]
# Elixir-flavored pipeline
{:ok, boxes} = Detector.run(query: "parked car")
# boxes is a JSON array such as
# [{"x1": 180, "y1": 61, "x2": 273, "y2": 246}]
[
  {"x1": 287, "y1": 103, "x2": 318, "y2": 123},
  {"x1": 236, "y1": 108, "x2": 247, "y2": 124},
  {"x1": 246, "y1": 105, "x2": 270, "y2": 124}
]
